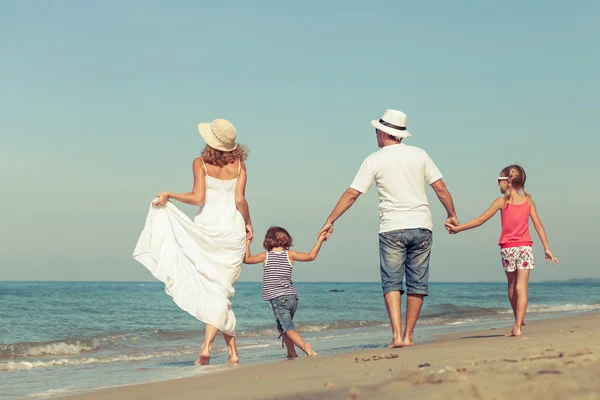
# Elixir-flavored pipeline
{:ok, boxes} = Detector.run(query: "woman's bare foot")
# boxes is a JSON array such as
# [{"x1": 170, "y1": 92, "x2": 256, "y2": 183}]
[
  {"x1": 228, "y1": 357, "x2": 239, "y2": 366},
  {"x1": 194, "y1": 344, "x2": 211, "y2": 366},
  {"x1": 304, "y1": 343, "x2": 318, "y2": 357},
  {"x1": 401, "y1": 337, "x2": 414, "y2": 347},
  {"x1": 227, "y1": 345, "x2": 239, "y2": 366},
  {"x1": 286, "y1": 351, "x2": 299, "y2": 358}
]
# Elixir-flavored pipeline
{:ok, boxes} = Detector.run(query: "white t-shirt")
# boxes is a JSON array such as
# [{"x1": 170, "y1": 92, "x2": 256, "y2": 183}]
[{"x1": 350, "y1": 143, "x2": 443, "y2": 233}]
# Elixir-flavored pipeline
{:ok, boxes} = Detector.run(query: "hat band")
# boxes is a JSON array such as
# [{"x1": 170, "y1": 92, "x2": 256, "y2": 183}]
[{"x1": 379, "y1": 119, "x2": 406, "y2": 131}]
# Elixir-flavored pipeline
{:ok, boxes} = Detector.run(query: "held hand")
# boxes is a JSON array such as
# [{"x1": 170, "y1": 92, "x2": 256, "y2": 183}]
[
  {"x1": 318, "y1": 222, "x2": 334, "y2": 240},
  {"x1": 318, "y1": 230, "x2": 328, "y2": 243},
  {"x1": 444, "y1": 221, "x2": 460, "y2": 234},
  {"x1": 245, "y1": 224, "x2": 254, "y2": 241},
  {"x1": 545, "y1": 249, "x2": 559, "y2": 264},
  {"x1": 152, "y1": 192, "x2": 169, "y2": 207},
  {"x1": 445, "y1": 216, "x2": 459, "y2": 235}
]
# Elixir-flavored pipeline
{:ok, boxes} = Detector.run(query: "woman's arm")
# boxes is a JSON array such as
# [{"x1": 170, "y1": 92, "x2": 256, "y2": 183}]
[
  {"x1": 446, "y1": 197, "x2": 504, "y2": 233},
  {"x1": 244, "y1": 239, "x2": 266, "y2": 264},
  {"x1": 529, "y1": 199, "x2": 559, "y2": 264},
  {"x1": 234, "y1": 161, "x2": 253, "y2": 239},
  {"x1": 288, "y1": 233, "x2": 327, "y2": 263},
  {"x1": 153, "y1": 158, "x2": 206, "y2": 207}
]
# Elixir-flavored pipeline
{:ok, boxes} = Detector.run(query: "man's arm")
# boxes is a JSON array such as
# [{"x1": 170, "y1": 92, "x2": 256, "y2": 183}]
[
  {"x1": 430, "y1": 179, "x2": 459, "y2": 226},
  {"x1": 318, "y1": 188, "x2": 362, "y2": 238}
]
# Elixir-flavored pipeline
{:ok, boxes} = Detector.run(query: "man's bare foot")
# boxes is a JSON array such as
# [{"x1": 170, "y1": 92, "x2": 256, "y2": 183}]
[
  {"x1": 386, "y1": 337, "x2": 404, "y2": 348},
  {"x1": 304, "y1": 343, "x2": 318, "y2": 357},
  {"x1": 194, "y1": 344, "x2": 211, "y2": 366}
]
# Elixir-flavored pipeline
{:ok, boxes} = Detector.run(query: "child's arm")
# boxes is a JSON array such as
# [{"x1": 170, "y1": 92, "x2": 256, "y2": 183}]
[
  {"x1": 529, "y1": 199, "x2": 559, "y2": 264},
  {"x1": 446, "y1": 197, "x2": 504, "y2": 233},
  {"x1": 244, "y1": 239, "x2": 267, "y2": 264},
  {"x1": 288, "y1": 233, "x2": 327, "y2": 263}
]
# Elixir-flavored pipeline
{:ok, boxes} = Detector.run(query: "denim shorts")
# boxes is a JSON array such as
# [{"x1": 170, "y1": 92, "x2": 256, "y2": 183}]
[
  {"x1": 268, "y1": 294, "x2": 298, "y2": 332},
  {"x1": 379, "y1": 228, "x2": 432, "y2": 296}
]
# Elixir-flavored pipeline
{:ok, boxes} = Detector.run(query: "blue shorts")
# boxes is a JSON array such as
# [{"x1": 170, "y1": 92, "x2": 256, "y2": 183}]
[
  {"x1": 269, "y1": 294, "x2": 298, "y2": 332},
  {"x1": 379, "y1": 228, "x2": 432, "y2": 296}
]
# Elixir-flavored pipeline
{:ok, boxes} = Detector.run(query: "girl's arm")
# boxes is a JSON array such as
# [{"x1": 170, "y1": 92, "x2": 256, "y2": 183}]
[
  {"x1": 153, "y1": 158, "x2": 206, "y2": 206},
  {"x1": 234, "y1": 161, "x2": 254, "y2": 240},
  {"x1": 529, "y1": 199, "x2": 560, "y2": 264},
  {"x1": 289, "y1": 233, "x2": 327, "y2": 263},
  {"x1": 244, "y1": 239, "x2": 266, "y2": 264},
  {"x1": 446, "y1": 197, "x2": 504, "y2": 233}
]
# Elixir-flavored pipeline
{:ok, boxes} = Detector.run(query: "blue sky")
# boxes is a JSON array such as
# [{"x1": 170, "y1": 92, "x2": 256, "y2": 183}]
[{"x1": 1, "y1": 1, "x2": 598, "y2": 282}]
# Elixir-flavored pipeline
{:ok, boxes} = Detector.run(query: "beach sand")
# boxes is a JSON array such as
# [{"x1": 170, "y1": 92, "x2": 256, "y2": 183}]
[{"x1": 65, "y1": 313, "x2": 599, "y2": 400}]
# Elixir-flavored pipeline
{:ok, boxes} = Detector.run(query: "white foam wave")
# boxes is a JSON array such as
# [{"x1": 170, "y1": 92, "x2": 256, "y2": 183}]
[
  {"x1": 0, "y1": 349, "x2": 198, "y2": 371},
  {"x1": 501, "y1": 303, "x2": 600, "y2": 314},
  {"x1": 1, "y1": 340, "x2": 101, "y2": 358}
]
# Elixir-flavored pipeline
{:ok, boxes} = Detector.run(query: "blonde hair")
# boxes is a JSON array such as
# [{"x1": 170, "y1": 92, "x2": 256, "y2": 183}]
[
  {"x1": 500, "y1": 164, "x2": 531, "y2": 204},
  {"x1": 201, "y1": 144, "x2": 248, "y2": 167}
]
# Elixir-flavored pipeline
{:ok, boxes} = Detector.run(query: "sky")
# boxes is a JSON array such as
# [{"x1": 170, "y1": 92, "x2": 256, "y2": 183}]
[{"x1": 1, "y1": 1, "x2": 598, "y2": 283}]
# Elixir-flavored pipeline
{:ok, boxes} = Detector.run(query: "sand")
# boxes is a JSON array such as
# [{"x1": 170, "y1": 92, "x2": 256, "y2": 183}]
[{"x1": 65, "y1": 313, "x2": 599, "y2": 400}]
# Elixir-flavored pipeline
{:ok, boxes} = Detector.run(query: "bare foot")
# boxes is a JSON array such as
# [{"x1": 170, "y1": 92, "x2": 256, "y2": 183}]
[
  {"x1": 228, "y1": 358, "x2": 239, "y2": 367},
  {"x1": 304, "y1": 343, "x2": 318, "y2": 357},
  {"x1": 227, "y1": 345, "x2": 239, "y2": 366},
  {"x1": 286, "y1": 352, "x2": 299, "y2": 359},
  {"x1": 386, "y1": 338, "x2": 404, "y2": 348},
  {"x1": 194, "y1": 344, "x2": 211, "y2": 366},
  {"x1": 505, "y1": 328, "x2": 523, "y2": 337},
  {"x1": 401, "y1": 338, "x2": 414, "y2": 347}
]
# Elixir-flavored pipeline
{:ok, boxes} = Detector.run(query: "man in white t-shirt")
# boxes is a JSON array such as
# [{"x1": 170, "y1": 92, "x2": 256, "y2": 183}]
[{"x1": 319, "y1": 109, "x2": 458, "y2": 347}]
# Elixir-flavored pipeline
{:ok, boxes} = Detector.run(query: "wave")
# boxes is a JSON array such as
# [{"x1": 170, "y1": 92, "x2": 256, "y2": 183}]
[
  {"x1": 0, "y1": 338, "x2": 101, "y2": 359},
  {"x1": 513, "y1": 303, "x2": 600, "y2": 314},
  {"x1": 0, "y1": 342, "x2": 274, "y2": 372},
  {"x1": 0, "y1": 349, "x2": 196, "y2": 371}
]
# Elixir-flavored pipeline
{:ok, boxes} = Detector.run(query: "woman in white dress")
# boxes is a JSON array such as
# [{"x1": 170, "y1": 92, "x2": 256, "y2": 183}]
[{"x1": 133, "y1": 119, "x2": 253, "y2": 365}]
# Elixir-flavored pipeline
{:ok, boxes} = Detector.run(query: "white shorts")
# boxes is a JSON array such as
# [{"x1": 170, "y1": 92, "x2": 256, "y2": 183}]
[{"x1": 500, "y1": 246, "x2": 535, "y2": 272}]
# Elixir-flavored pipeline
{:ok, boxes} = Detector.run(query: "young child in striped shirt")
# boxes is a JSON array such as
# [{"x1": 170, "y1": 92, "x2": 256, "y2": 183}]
[{"x1": 244, "y1": 226, "x2": 327, "y2": 358}]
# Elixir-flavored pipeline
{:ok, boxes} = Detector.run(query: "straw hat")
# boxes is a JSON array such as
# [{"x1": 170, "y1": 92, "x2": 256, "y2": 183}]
[
  {"x1": 371, "y1": 109, "x2": 412, "y2": 139},
  {"x1": 197, "y1": 119, "x2": 238, "y2": 152}
]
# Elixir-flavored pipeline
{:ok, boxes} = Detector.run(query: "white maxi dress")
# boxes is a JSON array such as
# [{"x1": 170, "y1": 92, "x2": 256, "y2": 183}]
[{"x1": 133, "y1": 162, "x2": 246, "y2": 336}]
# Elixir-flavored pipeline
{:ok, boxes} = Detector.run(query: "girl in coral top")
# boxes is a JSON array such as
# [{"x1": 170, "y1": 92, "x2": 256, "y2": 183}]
[{"x1": 445, "y1": 165, "x2": 559, "y2": 337}]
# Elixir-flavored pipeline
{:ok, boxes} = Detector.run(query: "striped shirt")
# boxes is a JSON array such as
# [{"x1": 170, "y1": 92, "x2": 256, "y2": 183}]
[{"x1": 262, "y1": 251, "x2": 297, "y2": 300}]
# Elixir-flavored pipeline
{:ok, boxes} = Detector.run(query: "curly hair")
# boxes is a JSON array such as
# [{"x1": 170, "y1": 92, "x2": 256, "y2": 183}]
[
  {"x1": 201, "y1": 144, "x2": 248, "y2": 167},
  {"x1": 263, "y1": 226, "x2": 294, "y2": 251}
]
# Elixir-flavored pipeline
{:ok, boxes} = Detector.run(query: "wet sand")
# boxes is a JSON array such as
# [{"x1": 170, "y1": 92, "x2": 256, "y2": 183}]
[{"x1": 64, "y1": 313, "x2": 599, "y2": 400}]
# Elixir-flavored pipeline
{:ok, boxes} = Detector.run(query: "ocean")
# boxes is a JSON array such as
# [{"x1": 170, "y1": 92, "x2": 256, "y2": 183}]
[{"x1": 1, "y1": 281, "x2": 598, "y2": 399}]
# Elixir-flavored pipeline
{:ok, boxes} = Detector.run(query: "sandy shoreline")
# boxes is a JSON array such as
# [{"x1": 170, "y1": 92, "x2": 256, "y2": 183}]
[{"x1": 64, "y1": 313, "x2": 599, "y2": 400}]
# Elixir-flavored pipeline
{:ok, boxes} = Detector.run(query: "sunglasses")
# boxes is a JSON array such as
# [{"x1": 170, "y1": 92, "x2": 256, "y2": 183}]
[{"x1": 497, "y1": 177, "x2": 509, "y2": 184}]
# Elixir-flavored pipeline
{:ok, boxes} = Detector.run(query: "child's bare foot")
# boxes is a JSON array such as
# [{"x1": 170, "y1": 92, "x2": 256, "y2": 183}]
[
  {"x1": 194, "y1": 344, "x2": 211, "y2": 366},
  {"x1": 304, "y1": 343, "x2": 317, "y2": 357},
  {"x1": 505, "y1": 326, "x2": 523, "y2": 337}
]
